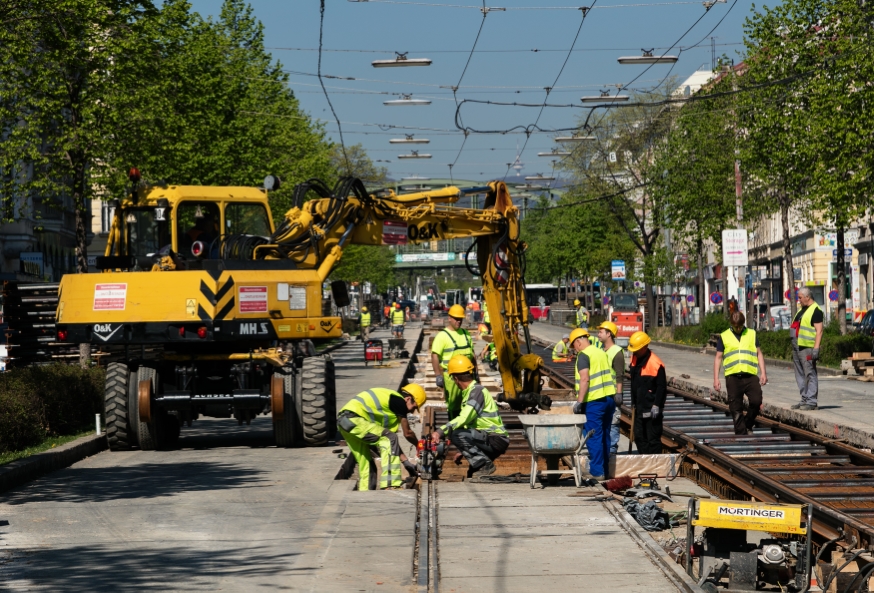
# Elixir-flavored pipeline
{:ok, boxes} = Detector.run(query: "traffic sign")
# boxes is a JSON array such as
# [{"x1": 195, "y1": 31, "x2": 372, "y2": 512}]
[
  {"x1": 722, "y1": 229, "x2": 748, "y2": 266},
  {"x1": 785, "y1": 288, "x2": 799, "y2": 301},
  {"x1": 686, "y1": 294, "x2": 695, "y2": 304},
  {"x1": 828, "y1": 289, "x2": 839, "y2": 302},
  {"x1": 709, "y1": 292, "x2": 723, "y2": 305},
  {"x1": 611, "y1": 260, "x2": 626, "y2": 280}
]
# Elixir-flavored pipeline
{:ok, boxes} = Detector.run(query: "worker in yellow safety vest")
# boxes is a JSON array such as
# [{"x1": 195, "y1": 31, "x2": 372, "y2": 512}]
[
  {"x1": 431, "y1": 304, "x2": 477, "y2": 419},
  {"x1": 391, "y1": 302, "x2": 406, "y2": 338},
  {"x1": 337, "y1": 384, "x2": 428, "y2": 490},
  {"x1": 789, "y1": 287, "x2": 823, "y2": 410},
  {"x1": 713, "y1": 311, "x2": 767, "y2": 435},
  {"x1": 552, "y1": 334, "x2": 571, "y2": 362},
  {"x1": 482, "y1": 300, "x2": 491, "y2": 332},
  {"x1": 570, "y1": 327, "x2": 616, "y2": 480},
  {"x1": 598, "y1": 321, "x2": 625, "y2": 457},
  {"x1": 431, "y1": 355, "x2": 509, "y2": 480},
  {"x1": 575, "y1": 299, "x2": 589, "y2": 329},
  {"x1": 480, "y1": 341, "x2": 498, "y2": 371},
  {"x1": 359, "y1": 306, "x2": 371, "y2": 341}
]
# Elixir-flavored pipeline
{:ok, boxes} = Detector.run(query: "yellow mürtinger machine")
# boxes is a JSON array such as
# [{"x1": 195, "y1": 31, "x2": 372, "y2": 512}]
[
  {"x1": 57, "y1": 172, "x2": 548, "y2": 451},
  {"x1": 685, "y1": 497, "x2": 813, "y2": 592}
]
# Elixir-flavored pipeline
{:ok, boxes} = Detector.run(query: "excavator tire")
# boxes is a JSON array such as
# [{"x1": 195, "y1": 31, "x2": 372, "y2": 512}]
[
  {"x1": 104, "y1": 362, "x2": 133, "y2": 451},
  {"x1": 300, "y1": 355, "x2": 336, "y2": 446},
  {"x1": 131, "y1": 365, "x2": 181, "y2": 450},
  {"x1": 273, "y1": 364, "x2": 302, "y2": 447}
]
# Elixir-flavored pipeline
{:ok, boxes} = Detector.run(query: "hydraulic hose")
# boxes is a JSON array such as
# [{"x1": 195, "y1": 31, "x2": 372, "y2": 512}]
[{"x1": 822, "y1": 549, "x2": 864, "y2": 593}]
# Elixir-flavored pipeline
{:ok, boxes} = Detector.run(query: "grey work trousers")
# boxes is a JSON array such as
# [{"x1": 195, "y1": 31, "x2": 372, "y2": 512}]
[
  {"x1": 449, "y1": 428, "x2": 509, "y2": 471},
  {"x1": 792, "y1": 347, "x2": 818, "y2": 405}
]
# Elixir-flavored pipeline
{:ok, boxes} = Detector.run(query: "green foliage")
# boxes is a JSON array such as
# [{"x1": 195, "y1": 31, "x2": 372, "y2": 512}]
[
  {"x1": 672, "y1": 312, "x2": 730, "y2": 345},
  {"x1": 329, "y1": 144, "x2": 389, "y2": 189},
  {"x1": 0, "y1": 365, "x2": 104, "y2": 453},
  {"x1": 330, "y1": 245, "x2": 398, "y2": 293}
]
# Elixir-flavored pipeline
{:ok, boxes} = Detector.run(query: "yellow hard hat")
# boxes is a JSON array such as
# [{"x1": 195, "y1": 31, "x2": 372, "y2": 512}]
[
  {"x1": 573, "y1": 299, "x2": 581, "y2": 306},
  {"x1": 628, "y1": 331, "x2": 651, "y2": 352},
  {"x1": 392, "y1": 302, "x2": 398, "y2": 307},
  {"x1": 448, "y1": 304, "x2": 466, "y2": 318},
  {"x1": 361, "y1": 306, "x2": 368, "y2": 313},
  {"x1": 598, "y1": 320, "x2": 618, "y2": 337},
  {"x1": 400, "y1": 383, "x2": 427, "y2": 408},
  {"x1": 569, "y1": 328, "x2": 589, "y2": 345},
  {"x1": 447, "y1": 354, "x2": 475, "y2": 375}
]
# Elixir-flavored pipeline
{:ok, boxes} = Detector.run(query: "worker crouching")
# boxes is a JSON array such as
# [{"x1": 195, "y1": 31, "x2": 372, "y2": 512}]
[
  {"x1": 570, "y1": 328, "x2": 616, "y2": 480},
  {"x1": 338, "y1": 384, "x2": 427, "y2": 491},
  {"x1": 431, "y1": 354, "x2": 509, "y2": 479},
  {"x1": 628, "y1": 331, "x2": 666, "y2": 454}
]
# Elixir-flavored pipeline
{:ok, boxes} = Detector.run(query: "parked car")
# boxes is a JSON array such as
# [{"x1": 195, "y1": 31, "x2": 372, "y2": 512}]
[
  {"x1": 857, "y1": 309, "x2": 874, "y2": 336},
  {"x1": 767, "y1": 305, "x2": 792, "y2": 331}
]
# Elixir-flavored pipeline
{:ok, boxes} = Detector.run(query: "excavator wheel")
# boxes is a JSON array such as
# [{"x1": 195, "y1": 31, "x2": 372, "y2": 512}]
[
  {"x1": 300, "y1": 355, "x2": 336, "y2": 446},
  {"x1": 130, "y1": 365, "x2": 179, "y2": 450},
  {"x1": 104, "y1": 362, "x2": 133, "y2": 451},
  {"x1": 272, "y1": 364, "x2": 302, "y2": 447}
]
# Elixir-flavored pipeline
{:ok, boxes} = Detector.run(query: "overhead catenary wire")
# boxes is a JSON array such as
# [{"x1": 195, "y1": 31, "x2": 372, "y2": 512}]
[
  {"x1": 348, "y1": 0, "x2": 713, "y2": 9},
  {"x1": 317, "y1": 0, "x2": 350, "y2": 173},
  {"x1": 266, "y1": 42, "x2": 745, "y2": 54}
]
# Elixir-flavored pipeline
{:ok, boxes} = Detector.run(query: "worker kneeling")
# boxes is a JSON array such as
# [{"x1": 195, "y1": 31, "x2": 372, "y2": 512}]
[
  {"x1": 431, "y1": 354, "x2": 509, "y2": 479},
  {"x1": 338, "y1": 384, "x2": 427, "y2": 491}
]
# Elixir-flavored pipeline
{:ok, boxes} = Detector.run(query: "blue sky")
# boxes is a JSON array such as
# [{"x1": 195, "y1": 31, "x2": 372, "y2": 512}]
[{"x1": 187, "y1": 0, "x2": 764, "y2": 183}]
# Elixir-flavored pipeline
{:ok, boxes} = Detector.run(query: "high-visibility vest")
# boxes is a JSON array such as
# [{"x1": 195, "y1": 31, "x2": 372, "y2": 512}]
[
  {"x1": 339, "y1": 388, "x2": 403, "y2": 432},
  {"x1": 721, "y1": 328, "x2": 759, "y2": 376},
  {"x1": 797, "y1": 302, "x2": 822, "y2": 348},
  {"x1": 440, "y1": 382, "x2": 507, "y2": 436},
  {"x1": 482, "y1": 301, "x2": 490, "y2": 324},
  {"x1": 605, "y1": 344, "x2": 623, "y2": 381},
  {"x1": 576, "y1": 307, "x2": 588, "y2": 326},
  {"x1": 574, "y1": 345, "x2": 617, "y2": 402},
  {"x1": 485, "y1": 342, "x2": 497, "y2": 362},
  {"x1": 436, "y1": 328, "x2": 473, "y2": 369},
  {"x1": 360, "y1": 312, "x2": 371, "y2": 327},
  {"x1": 589, "y1": 335, "x2": 603, "y2": 350},
  {"x1": 552, "y1": 340, "x2": 569, "y2": 361},
  {"x1": 391, "y1": 309, "x2": 406, "y2": 325}
]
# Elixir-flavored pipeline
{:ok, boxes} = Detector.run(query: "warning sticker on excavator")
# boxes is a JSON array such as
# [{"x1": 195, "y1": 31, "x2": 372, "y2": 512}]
[
  {"x1": 186, "y1": 299, "x2": 197, "y2": 318},
  {"x1": 382, "y1": 220, "x2": 408, "y2": 246},
  {"x1": 239, "y1": 286, "x2": 268, "y2": 313},
  {"x1": 694, "y1": 499, "x2": 806, "y2": 533},
  {"x1": 94, "y1": 284, "x2": 127, "y2": 311}
]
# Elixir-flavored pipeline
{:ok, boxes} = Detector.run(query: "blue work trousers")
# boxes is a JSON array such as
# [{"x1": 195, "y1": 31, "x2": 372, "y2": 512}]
[{"x1": 583, "y1": 397, "x2": 615, "y2": 478}]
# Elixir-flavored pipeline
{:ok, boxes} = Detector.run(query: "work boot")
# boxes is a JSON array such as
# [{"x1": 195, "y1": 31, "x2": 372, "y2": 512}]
[
  {"x1": 798, "y1": 404, "x2": 818, "y2": 411},
  {"x1": 470, "y1": 461, "x2": 496, "y2": 479},
  {"x1": 790, "y1": 403, "x2": 805, "y2": 410}
]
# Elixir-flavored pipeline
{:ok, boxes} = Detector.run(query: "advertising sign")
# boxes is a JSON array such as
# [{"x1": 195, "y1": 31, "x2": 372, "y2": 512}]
[
  {"x1": 394, "y1": 253, "x2": 457, "y2": 263},
  {"x1": 722, "y1": 229, "x2": 748, "y2": 266},
  {"x1": 611, "y1": 260, "x2": 626, "y2": 281}
]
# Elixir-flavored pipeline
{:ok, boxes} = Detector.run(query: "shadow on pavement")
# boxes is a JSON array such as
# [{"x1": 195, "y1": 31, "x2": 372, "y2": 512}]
[
  {"x1": 1, "y1": 544, "x2": 312, "y2": 592},
  {"x1": 2, "y1": 461, "x2": 269, "y2": 505}
]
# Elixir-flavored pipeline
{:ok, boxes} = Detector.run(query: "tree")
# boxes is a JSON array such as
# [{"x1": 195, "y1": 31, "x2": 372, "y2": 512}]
[
  {"x1": 653, "y1": 81, "x2": 737, "y2": 311},
  {"x1": 559, "y1": 86, "x2": 679, "y2": 318},
  {"x1": 329, "y1": 244, "x2": 398, "y2": 295},
  {"x1": 0, "y1": 0, "x2": 155, "y2": 366},
  {"x1": 330, "y1": 144, "x2": 388, "y2": 189}
]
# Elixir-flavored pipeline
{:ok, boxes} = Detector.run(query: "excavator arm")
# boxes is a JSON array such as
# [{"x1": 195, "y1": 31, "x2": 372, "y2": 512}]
[{"x1": 239, "y1": 177, "x2": 549, "y2": 409}]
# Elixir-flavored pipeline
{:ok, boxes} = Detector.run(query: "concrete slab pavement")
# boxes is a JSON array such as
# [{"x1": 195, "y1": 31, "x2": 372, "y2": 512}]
[
  {"x1": 529, "y1": 321, "x2": 874, "y2": 450},
  {"x1": 0, "y1": 325, "x2": 421, "y2": 593}
]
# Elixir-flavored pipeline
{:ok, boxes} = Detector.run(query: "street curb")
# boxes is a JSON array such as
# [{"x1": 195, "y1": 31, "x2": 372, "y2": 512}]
[
  {"x1": 651, "y1": 340, "x2": 842, "y2": 376},
  {"x1": 0, "y1": 433, "x2": 106, "y2": 494}
]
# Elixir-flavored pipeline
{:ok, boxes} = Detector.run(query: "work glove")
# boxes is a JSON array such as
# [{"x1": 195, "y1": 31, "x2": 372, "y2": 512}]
[
  {"x1": 573, "y1": 401, "x2": 585, "y2": 415},
  {"x1": 435, "y1": 375, "x2": 444, "y2": 388},
  {"x1": 403, "y1": 460, "x2": 418, "y2": 477},
  {"x1": 613, "y1": 393, "x2": 623, "y2": 407},
  {"x1": 651, "y1": 405, "x2": 660, "y2": 419},
  {"x1": 811, "y1": 348, "x2": 820, "y2": 362}
]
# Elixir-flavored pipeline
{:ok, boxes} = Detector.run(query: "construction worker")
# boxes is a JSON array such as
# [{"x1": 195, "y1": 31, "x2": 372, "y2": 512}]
[
  {"x1": 714, "y1": 311, "x2": 767, "y2": 435},
  {"x1": 574, "y1": 299, "x2": 589, "y2": 329},
  {"x1": 482, "y1": 300, "x2": 491, "y2": 333},
  {"x1": 790, "y1": 287, "x2": 823, "y2": 410},
  {"x1": 552, "y1": 334, "x2": 571, "y2": 362},
  {"x1": 431, "y1": 304, "x2": 476, "y2": 419},
  {"x1": 391, "y1": 302, "x2": 406, "y2": 338},
  {"x1": 359, "y1": 306, "x2": 371, "y2": 341},
  {"x1": 570, "y1": 328, "x2": 616, "y2": 480},
  {"x1": 628, "y1": 331, "x2": 666, "y2": 455},
  {"x1": 431, "y1": 355, "x2": 508, "y2": 479},
  {"x1": 383, "y1": 303, "x2": 391, "y2": 328},
  {"x1": 480, "y1": 341, "x2": 498, "y2": 371},
  {"x1": 337, "y1": 384, "x2": 428, "y2": 491},
  {"x1": 598, "y1": 321, "x2": 625, "y2": 457}
]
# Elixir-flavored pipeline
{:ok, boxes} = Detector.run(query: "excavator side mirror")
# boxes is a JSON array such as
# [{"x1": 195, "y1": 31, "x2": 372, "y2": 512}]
[{"x1": 331, "y1": 280, "x2": 350, "y2": 308}]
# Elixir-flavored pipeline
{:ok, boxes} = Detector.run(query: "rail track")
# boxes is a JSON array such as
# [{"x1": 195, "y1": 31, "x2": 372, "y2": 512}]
[{"x1": 530, "y1": 337, "x2": 874, "y2": 552}]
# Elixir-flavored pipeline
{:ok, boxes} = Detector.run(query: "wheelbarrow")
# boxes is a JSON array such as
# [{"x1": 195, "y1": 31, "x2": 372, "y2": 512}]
[{"x1": 518, "y1": 414, "x2": 595, "y2": 488}]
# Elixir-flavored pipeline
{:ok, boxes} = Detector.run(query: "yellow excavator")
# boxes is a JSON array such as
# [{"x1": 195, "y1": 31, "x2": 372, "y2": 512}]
[{"x1": 56, "y1": 172, "x2": 547, "y2": 450}]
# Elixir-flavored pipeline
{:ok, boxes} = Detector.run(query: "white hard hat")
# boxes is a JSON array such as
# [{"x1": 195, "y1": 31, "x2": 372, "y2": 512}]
[{"x1": 563, "y1": 334, "x2": 570, "y2": 340}]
